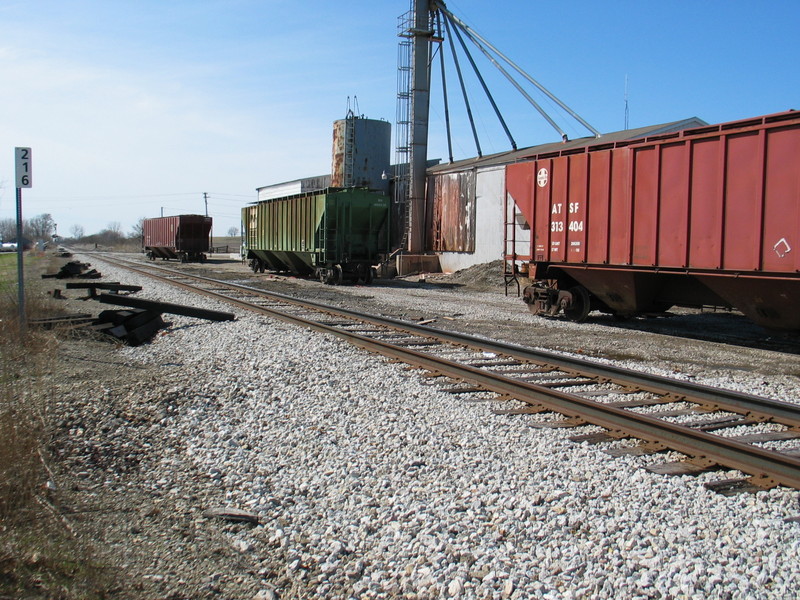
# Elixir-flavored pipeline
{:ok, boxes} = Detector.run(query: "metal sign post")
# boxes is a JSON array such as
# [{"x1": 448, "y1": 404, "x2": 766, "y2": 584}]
[{"x1": 14, "y1": 147, "x2": 32, "y2": 334}]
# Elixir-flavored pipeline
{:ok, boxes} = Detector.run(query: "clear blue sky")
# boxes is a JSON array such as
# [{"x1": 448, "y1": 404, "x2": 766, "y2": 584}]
[{"x1": 1, "y1": 0, "x2": 797, "y2": 238}]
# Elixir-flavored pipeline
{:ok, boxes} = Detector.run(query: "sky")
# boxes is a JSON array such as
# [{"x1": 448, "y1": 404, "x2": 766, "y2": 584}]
[{"x1": 1, "y1": 0, "x2": 798, "y2": 238}]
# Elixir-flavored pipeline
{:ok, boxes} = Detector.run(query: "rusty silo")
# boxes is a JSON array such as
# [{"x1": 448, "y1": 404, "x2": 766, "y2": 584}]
[{"x1": 331, "y1": 112, "x2": 391, "y2": 194}]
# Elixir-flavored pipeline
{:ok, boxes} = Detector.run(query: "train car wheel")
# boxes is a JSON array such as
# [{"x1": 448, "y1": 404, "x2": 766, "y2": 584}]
[
  {"x1": 356, "y1": 264, "x2": 373, "y2": 284},
  {"x1": 564, "y1": 286, "x2": 591, "y2": 323},
  {"x1": 333, "y1": 264, "x2": 343, "y2": 286}
]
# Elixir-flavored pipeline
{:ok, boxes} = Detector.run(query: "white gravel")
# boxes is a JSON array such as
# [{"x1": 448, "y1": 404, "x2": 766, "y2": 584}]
[{"x1": 80, "y1": 257, "x2": 800, "y2": 599}]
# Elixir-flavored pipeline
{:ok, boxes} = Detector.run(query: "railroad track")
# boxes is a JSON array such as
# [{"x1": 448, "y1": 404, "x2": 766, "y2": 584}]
[{"x1": 91, "y1": 254, "x2": 800, "y2": 493}]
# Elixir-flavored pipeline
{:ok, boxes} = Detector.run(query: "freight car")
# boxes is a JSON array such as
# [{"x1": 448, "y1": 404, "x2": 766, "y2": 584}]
[
  {"x1": 504, "y1": 110, "x2": 800, "y2": 331},
  {"x1": 142, "y1": 215, "x2": 212, "y2": 262},
  {"x1": 242, "y1": 187, "x2": 390, "y2": 284}
]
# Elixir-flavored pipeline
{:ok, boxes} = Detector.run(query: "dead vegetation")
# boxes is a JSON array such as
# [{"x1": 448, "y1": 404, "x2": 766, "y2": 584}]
[{"x1": 0, "y1": 251, "x2": 112, "y2": 599}]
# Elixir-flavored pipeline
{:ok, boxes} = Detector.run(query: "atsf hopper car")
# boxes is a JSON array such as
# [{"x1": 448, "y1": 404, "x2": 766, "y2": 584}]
[
  {"x1": 142, "y1": 215, "x2": 212, "y2": 262},
  {"x1": 504, "y1": 111, "x2": 800, "y2": 331},
  {"x1": 242, "y1": 187, "x2": 390, "y2": 284}
]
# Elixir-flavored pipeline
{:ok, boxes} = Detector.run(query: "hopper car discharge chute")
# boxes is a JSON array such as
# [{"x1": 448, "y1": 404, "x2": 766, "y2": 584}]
[
  {"x1": 504, "y1": 111, "x2": 800, "y2": 332},
  {"x1": 142, "y1": 215, "x2": 212, "y2": 263},
  {"x1": 242, "y1": 187, "x2": 391, "y2": 285}
]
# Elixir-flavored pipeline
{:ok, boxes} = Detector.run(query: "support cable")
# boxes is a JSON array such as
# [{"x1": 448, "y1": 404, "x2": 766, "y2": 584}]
[
  {"x1": 443, "y1": 15, "x2": 482, "y2": 158},
  {"x1": 435, "y1": 1, "x2": 601, "y2": 138},
  {"x1": 447, "y1": 16, "x2": 566, "y2": 141},
  {"x1": 445, "y1": 12, "x2": 517, "y2": 150},
  {"x1": 437, "y1": 12, "x2": 455, "y2": 163}
]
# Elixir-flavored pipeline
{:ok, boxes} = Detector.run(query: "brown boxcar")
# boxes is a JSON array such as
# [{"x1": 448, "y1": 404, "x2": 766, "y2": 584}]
[
  {"x1": 504, "y1": 111, "x2": 800, "y2": 331},
  {"x1": 143, "y1": 215, "x2": 212, "y2": 262}
]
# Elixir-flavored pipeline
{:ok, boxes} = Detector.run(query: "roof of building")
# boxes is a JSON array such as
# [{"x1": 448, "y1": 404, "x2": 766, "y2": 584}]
[
  {"x1": 256, "y1": 174, "x2": 331, "y2": 195},
  {"x1": 427, "y1": 117, "x2": 708, "y2": 174}
]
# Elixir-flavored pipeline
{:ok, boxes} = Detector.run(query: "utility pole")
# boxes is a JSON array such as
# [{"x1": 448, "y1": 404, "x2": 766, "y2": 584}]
[{"x1": 204, "y1": 192, "x2": 212, "y2": 249}]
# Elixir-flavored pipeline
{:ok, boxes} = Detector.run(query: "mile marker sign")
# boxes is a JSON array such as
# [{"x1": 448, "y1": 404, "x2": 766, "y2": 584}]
[{"x1": 15, "y1": 147, "x2": 32, "y2": 188}]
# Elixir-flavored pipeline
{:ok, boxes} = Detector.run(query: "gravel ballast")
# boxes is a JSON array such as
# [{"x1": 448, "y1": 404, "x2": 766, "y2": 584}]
[{"x1": 48, "y1": 255, "x2": 800, "y2": 599}]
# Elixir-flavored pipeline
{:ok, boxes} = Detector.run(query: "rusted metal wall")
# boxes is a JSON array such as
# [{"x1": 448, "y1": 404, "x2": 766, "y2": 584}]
[{"x1": 427, "y1": 170, "x2": 476, "y2": 252}]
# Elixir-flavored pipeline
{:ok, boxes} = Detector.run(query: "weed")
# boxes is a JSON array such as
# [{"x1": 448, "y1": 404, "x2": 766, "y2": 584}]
[{"x1": 0, "y1": 252, "x2": 113, "y2": 599}]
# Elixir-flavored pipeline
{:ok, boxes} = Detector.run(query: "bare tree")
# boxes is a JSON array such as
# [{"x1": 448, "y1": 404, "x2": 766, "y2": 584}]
[
  {"x1": 0, "y1": 218, "x2": 15, "y2": 241},
  {"x1": 25, "y1": 213, "x2": 56, "y2": 240},
  {"x1": 70, "y1": 224, "x2": 85, "y2": 239},
  {"x1": 227, "y1": 226, "x2": 239, "y2": 237},
  {"x1": 96, "y1": 224, "x2": 124, "y2": 246},
  {"x1": 128, "y1": 218, "x2": 146, "y2": 239}
]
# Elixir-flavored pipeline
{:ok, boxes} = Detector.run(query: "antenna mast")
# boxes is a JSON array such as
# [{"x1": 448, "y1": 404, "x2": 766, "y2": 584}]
[{"x1": 624, "y1": 75, "x2": 629, "y2": 130}]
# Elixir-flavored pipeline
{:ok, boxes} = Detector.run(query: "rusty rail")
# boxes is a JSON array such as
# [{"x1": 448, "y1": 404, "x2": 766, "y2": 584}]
[{"x1": 91, "y1": 254, "x2": 800, "y2": 491}]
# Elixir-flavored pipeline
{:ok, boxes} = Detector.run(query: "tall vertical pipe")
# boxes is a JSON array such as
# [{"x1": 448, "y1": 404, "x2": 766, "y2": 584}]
[{"x1": 408, "y1": 0, "x2": 432, "y2": 253}]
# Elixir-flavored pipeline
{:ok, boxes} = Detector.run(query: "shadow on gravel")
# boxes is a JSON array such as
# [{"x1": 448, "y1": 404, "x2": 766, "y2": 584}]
[
  {"x1": 203, "y1": 258, "x2": 244, "y2": 265},
  {"x1": 586, "y1": 311, "x2": 800, "y2": 356},
  {"x1": 371, "y1": 279, "x2": 466, "y2": 290}
]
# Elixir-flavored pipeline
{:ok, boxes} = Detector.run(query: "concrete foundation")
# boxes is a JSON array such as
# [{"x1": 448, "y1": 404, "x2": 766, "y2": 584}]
[{"x1": 396, "y1": 254, "x2": 441, "y2": 276}]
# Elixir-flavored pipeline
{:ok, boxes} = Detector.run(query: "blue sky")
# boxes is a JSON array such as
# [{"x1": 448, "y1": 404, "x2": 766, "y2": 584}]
[{"x1": 1, "y1": 0, "x2": 797, "y2": 238}]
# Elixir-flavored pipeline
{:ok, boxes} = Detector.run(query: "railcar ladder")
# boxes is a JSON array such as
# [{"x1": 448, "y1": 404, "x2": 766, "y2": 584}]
[
  {"x1": 503, "y1": 191, "x2": 520, "y2": 297},
  {"x1": 394, "y1": 9, "x2": 414, "y2": 251},
  {"x1": 344, "y1": 112, "x2": 355, "y2": 188}
]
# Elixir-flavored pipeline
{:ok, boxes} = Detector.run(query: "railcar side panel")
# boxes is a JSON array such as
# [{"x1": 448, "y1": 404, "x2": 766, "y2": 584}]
[
  {"x1": 722, "y1": 130, "x2": 762, "y2": 271},
  {"x1": 688, "y1": 137, "x2": 724, "y2": 269},
  {"x1": 586, "y1": 151, "x2": 612, "y2": 265},
  {"x1": 632, "y1": 145, "x2": 658, "y2": 266},
  {"x1": 657, "y1": 143, "x2": 690, "y2": 268},
  {"x1": 763, "y1": 125, "x2": 800, "y2": 273},
  {"x1": 608, "y1": 148, "x2": 632, "y2": 265},
  {"x1": 566, "y1": 153, "x2": 588, "y2": 262},
  {"x1": 533, "y1": 160, "x2": 552, "y2": 263},
  {"x1": 549, "y1": 156, "x2": 568, "y2": 262}
]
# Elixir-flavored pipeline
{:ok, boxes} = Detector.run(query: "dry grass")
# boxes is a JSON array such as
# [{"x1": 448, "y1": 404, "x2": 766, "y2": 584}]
[{"x1": 0, "y1": 251, "x2": 112, "y2": 599}]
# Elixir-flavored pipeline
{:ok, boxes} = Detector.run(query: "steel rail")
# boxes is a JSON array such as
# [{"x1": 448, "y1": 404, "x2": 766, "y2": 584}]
[
  {"x1": 94, "y1": 255, "x2": 800, "y2": 489},
  {"x1": 352, "y1": 340, "x2": 800, "y2": 491},
  {"x1": 95, "y1": 255, "x2": 800, "y2": 428}
]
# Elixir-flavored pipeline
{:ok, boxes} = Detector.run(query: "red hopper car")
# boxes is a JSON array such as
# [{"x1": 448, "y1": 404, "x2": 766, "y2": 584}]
[
  {"x1": 504, "y1": 111, "x2": 800, "y2": 331},
  {"x1": 142, "y1": 215, "x2": 212, "y2": 262}
]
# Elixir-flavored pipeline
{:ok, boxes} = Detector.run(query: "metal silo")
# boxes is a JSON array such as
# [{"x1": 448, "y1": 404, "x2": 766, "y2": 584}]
[{"x1": 331, "y1": 112, "x2": 391, "y2": 194}]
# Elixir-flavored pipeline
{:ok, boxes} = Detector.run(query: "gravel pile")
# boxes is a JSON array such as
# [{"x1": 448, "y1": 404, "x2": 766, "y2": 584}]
[{"x1": 49, "y1": 255, "x2": 800, "y2": 599}]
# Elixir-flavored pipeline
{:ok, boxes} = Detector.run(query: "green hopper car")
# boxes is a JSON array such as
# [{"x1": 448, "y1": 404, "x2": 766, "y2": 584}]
[{"x1": 242, "y1": 187, "x2": 391, "y2": 284}]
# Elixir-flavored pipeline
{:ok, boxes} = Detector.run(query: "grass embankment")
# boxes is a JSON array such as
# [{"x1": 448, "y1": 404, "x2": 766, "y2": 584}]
[{"x1": 0, "y1": 251, "x2": 111, "y2": 599}]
